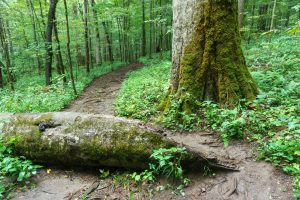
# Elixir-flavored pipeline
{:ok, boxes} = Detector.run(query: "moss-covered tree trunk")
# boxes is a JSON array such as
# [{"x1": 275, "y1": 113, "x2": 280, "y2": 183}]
[
  {"x1": 0, "y1": 113, "x2": 237, "y2": 170},
  {"x1": 163, "y1": 0, "x2": 257, "y2": 114}
]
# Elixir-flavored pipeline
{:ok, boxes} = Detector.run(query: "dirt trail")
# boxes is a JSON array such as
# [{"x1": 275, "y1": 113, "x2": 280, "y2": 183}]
[
  {"x1": 14, "y1": 63, "x2": 295, "y2": 200},
  {"x1": 64, "y1": 62, "x2": 143, "y2": 115}
]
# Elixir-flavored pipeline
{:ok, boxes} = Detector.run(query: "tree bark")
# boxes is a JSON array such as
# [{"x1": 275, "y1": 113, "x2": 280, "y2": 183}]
[
  {"x1": 162, "y1": 0, "x2": 258, "y2": 115},
  {"x1": 0, "y1": 112, "x2": 237, "y2": 170},
  {"x1": 45, "y1": 0, "x2": 58, "y2": 86}
]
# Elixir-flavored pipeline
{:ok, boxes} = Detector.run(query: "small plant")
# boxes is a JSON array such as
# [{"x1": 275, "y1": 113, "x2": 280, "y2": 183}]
[
  {"x1": 0, "y1": 138, "x2": 41, "y2": 197},
  {"x1": 149, "y1": 147, "x2": 187, "y2": 179},
  {"x1": 99, "y1": 169, "x2": 110, "y2": 179},
  {"x1": 131, "y1": 147, "x2": 190, "y2": 196},
  {"x1": 203, "y1": 166, "x2": 215, "y2": 178}
]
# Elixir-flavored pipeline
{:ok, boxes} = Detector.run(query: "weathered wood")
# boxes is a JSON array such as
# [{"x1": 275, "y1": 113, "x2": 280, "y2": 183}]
[{"x1": 0, "y1": 113, "x2": 238, "y2": 170}]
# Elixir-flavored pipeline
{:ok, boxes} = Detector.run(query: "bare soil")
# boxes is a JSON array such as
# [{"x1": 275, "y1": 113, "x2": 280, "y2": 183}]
[{"x1": 14, "y1": 63, "x2": 295, "y2": 200}]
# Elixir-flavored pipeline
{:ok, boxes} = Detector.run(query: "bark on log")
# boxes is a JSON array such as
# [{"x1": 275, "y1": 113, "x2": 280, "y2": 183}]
[{"x1": 0, "y1": 113, "x2": 237, "y2": 170}]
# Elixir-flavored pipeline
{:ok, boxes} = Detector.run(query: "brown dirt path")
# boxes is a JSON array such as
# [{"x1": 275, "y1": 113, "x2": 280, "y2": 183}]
[
  {"x1": 63, "y1": 62, "x2": 143, "y2": 115},
  {"x1": 14, "y1": 63, "x2": 295, "y2": 200}
]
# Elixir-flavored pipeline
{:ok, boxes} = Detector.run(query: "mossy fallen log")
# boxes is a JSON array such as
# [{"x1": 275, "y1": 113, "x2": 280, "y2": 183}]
[{"x1": 0, "y1": 112, "x2": 237, "y2": 170}]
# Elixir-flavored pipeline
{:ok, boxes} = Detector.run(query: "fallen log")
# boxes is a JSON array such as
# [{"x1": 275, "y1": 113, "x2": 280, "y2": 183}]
[{"x1": 0, "y1": 112, "x2": 238, "y2": 170}]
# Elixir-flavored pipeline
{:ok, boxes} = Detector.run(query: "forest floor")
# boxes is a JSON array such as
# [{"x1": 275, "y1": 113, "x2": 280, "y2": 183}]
[{"x1": 13, "y1": 63, "x2": 295, "y2": 200}]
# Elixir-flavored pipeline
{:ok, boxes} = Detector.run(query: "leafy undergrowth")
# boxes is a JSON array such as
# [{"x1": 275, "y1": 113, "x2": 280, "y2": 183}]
[
  {"x1": 115, "y1": 35, "x2": 300, "y2": 197},
  {"x1": 115, "y1": 53, "x2": 171, "y2": 120},
  {"x1": 0, "y1": 137, "x2": 41, "y2": 198},
  {"x1": 0, "y1": 61, "x2": 124, "y2": 113}
]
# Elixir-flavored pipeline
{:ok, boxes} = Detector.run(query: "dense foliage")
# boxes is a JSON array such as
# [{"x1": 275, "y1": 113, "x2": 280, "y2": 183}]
[
  {"x1": 0, "y1": 62, "x2": 124, "y2": 112},
  {"x1": 115, "y1": 34, "x2": 300, "y2": 197},
  {"x1": 0, "y1": 0, "x2": 172, "y2": 90}
]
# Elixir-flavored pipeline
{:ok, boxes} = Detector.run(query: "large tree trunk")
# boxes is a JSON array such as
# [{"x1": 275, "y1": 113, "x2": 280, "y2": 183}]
[
  {"x1": 162, "y1": 0, "x2": 258, "y2": 115},
  {"x1": 0, "y1": 113, "x2": 237, "y2": 170}
]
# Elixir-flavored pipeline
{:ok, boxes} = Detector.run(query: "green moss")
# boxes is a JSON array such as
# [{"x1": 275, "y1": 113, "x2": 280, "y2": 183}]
[{"x1": 1, "y1": 114, "x2": 200, "y2": 169}]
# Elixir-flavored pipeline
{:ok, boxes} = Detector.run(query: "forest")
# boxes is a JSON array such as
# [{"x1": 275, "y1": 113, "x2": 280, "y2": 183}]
[{"x1": 0, "y1": 0, "x2": 299, "y2": 199}]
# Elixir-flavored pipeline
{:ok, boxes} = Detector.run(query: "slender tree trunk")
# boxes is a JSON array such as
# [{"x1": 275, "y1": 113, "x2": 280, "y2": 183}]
[
  {"x1": 247, "y1": 0, "x2": 256, "y2": 44},
  {"x1": 238, "y1": 0, "x2": 245, "y2": 27},
  {"x1": 84, "y1": 0, "x2": 90, "y2": 73},
  {"x1": 72, "y1": 3, "x2": 85, "y2": 66},
  {"x1": 38, "y1": 0, "x2": 46, "y2": 30},
  {"x1": 161, "y1": 0, "x2": 258, "y2": 116},
  {"x1": 63, "y1": 0, "x2": 77, "y2": 95},
  {"x1": 102, "y1": 21, "x2": 114, "y2": 63},
  {"x1": 116, "y1": 17, "x2": 123, "y2": 61},
  {"x1": 91, "y1": 0, "x2": 102, "y2": 65},
  {"x1": 22, "y1": 27, "x2": 30, "y2": 48},
  {"x1": 89, "y1": 28, "x2": 94, "y2": 69},
  {"x1": 53, "y1": 18, "x2": 67, "y2": 83},
  {"x1": 45, "y1": 0, "x2": 58, "y2": 86},
  {"x1": 258, "y1": 4, "x2": 269, "y2": 32},
  {"x1": 27, "y1": 0, "x2": 43, "y2": 75},
  {"x1": 270, "y1": 0, "x2": 277, "y2": 31},
  {"x1": 141, "y1": 0, "x2": 146, "y2": 56},
  {"x1": 0, "y1": 17, "x2": 14, "y2": 91},
  {"x1": 159, "y1": 0, "x2": 163, "y2": 58},
  {"x1": 285, "y1": 1, "x2": 292, "y2": 27},
  {"x1": 149, "y1": 0, "x2": 153, "y2": 58},
  {"x1": 5, "y1": 21, "x2": 13, "y2": 55},
  {"x1": 0, "y1": 60, "x2": 4, "y2": 89}
]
